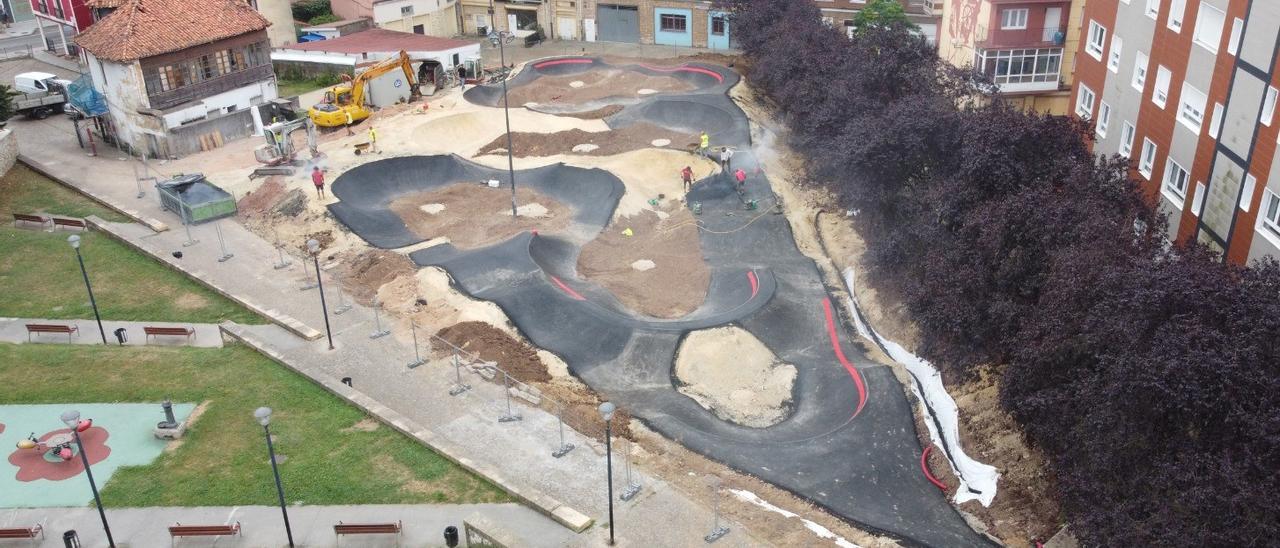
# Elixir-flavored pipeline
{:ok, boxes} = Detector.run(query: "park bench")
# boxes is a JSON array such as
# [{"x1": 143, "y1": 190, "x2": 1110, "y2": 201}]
[
  {"x1": 334, "y1": 521, "x2": 402, "y2": 546},
  {"x1": 51, "y1": 217, "x2": 87, "y2": 231},
  {"x1": 11, "y1": 213, "x2": 49, "y2": 229},
  {"x1": 167, "y1": 522, "x2": 240, "y2": 547},
  {"x1": 144, "y1": 326, "x2": 196, "y2": 343},
  {"x1": 25, "y1": 323, "x2": 79, "y2": 342},
  {"x1": 0, "y1": 524, "x2": 43, "y2": 545}
]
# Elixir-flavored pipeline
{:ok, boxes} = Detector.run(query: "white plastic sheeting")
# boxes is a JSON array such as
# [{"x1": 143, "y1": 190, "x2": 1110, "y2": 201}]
[
  {"x1": 842, "y1": 267, "x2": 1000, "y2": 507},
  {"x1": 728, "y1": 489, "x2": 861, "y2": 548}
]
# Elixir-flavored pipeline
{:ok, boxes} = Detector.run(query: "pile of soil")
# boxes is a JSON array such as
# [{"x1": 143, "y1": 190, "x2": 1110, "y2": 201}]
[
  {"x1": 436, "y1": 321, "x2": 550, "y2": 384},
  {"x1": 578, "y1": 206, "x2": 709, "y2": 318},
  {"x1": 338, "y1": 249, "x2": 417, "y2": 304},
  {"x1": 505, "y1": 69, "x2": 694, "y2": 105},
  {"x1": 554, "y1": 104, "x2": 624, "y2": 120},
  {"x1": 237, "y1": 176, "x2": 287, "y2": 218},
  {"x1": 388, "y1": 184, "x2": 571, "y2": 249},
  {"x1": 674, "y1": 326, "x2": 797, "y2": 428},
  {"x1": 294, "y1": 229, "x2": 335, "y2": 254},
  {"x1": 540, "y1": 380, "x2": 634, "y2": 442},
  {"x1": 476, "y1": 123, "x2": 697, "y2": 158}
]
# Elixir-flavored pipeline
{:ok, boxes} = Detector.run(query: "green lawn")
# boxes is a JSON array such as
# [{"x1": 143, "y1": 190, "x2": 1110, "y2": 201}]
[
  {"x1": 0, "y1": 164, "x2": 262, "y2": 324},
  {"x1": 0, "y1": 343, "x2": 512, "y2": 507}
]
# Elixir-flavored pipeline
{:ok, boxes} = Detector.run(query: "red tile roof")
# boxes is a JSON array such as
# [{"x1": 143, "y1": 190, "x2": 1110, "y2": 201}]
[
  {"x1": 286, "y1": 28, "x2": 476, "y2": 54},
  {"x1": 75, "y1": 0, "x2": 270, "y2": 62}
]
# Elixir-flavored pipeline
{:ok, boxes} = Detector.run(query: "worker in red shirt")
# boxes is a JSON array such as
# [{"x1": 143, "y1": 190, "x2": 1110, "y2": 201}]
[
  {"x1": 681, "y1": 165, "x2": 694, "y2": 195},
  {"x1": 734, "y1": 168, "x2": 747, "y2": 196},
  {"x1": 311, "y1": 166, "x2": 325, "y2": 198}
]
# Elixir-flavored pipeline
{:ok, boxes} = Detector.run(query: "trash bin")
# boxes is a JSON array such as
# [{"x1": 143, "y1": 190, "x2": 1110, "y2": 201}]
[
  {"x1": 444, "y1": 525, "x2": 459, "y2": 547},
  {"x1": 113, "y1": 327, "x2": 128, "y2": 345},
  {"x1": 63, "y1": 530, "x2": 81, "y2": 548}
]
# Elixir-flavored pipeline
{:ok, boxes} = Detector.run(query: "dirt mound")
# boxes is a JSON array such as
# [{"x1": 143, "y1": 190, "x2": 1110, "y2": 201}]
[
  {"x1": 389, "y1": 184, "x2": 571, "y2": 249},
  {"x1": 577, "y1": 206, "x2": 709, "y2": 318},
  {"x1": 554, "y1": 104, "x2": 624, "y2": 120},
  {"x1": 436, "y1": 321, "x2": 550, "y2": 384},
  {"x1": 338, "y1": 249, "x2": 417, "y2": 304},
  {"x1": 477, "y1": 123, "x2": 696, "y2": 158},
  {"x1": 505, "y1": 68, "x2": 694, "y2": 106},
  {"x1": 675, "y1": 326, "x2": 796, "y2": 428},
  {"x1": 237, "y1": 176, "x2": 287, "y2": 218}
]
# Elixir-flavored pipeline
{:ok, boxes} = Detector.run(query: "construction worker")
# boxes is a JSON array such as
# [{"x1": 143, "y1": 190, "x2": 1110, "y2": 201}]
[
  {"x1": 698, "y1": 131, "x2": 710, "y2": 157},
  {"x1": 345, "y1": 110, "x2": 354, "y2": 136},
  {"x1": 311, "y1": 166, "x2": 326, "y2": 198},
  {"x1": 681, "y1": 165, "x2": 694, "y2": 195},
  {"x1": 719, "y1": 146, "x2": 733, "y2": 171},
  {"x1": 734, "y1": 168, "x2": 747, "y2": 197},
  {"x1": 368, "y1": 126, "x2": 379, "y2": 153}
]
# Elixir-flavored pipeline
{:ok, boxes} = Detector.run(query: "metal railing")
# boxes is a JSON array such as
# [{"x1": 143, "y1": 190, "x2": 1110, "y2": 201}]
[{"x1": 975, "y1": 25, "x2": 1067, "y2": 49}]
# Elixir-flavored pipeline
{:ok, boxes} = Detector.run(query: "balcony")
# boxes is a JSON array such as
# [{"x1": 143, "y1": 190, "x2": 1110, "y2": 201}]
[
  {"x1": 974, "y1": 46, "x2": 1064, "y2": 93},
  {"x1": 976, "y1": 25, "x2": 1067, "y2": 49},
  {"x1": 148, "y1": 65, "x2": 274, "y2": 111}
]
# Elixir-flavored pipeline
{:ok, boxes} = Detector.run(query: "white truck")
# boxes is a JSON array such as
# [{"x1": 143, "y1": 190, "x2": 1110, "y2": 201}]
[{"x1": 10, "y1": 72, "x2": 71, "y2": 119}]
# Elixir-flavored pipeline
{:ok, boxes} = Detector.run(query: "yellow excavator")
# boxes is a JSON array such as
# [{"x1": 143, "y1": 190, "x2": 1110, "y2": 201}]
[{"x1": 308, "y1": 50, "x2": 419, "y2": 128}]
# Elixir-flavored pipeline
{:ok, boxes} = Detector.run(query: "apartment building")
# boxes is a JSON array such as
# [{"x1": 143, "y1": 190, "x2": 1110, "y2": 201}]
[
  {"x1": 814, "y1": 0, "x2": 941, "y2": 44},
  {"x1": 331, "y1": 0, "x2": 459, "y2": 37},
  {"x1": 1072, "y1": 0, "x2": 1280, "y2": 264},
  {"x1": 939, "y1": 0, "x2": 1084, "y2": 113},
  {"x1": 459, "y1": 0, "x2": 735, "y2": 49}
]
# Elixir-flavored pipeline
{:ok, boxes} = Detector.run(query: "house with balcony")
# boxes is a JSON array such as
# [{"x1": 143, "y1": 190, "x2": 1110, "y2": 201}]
[
  {"x1": 939, "y1": 0, "x2": 1082, "y2": 114},
  {"x1": 28, "y1": 0, "x2": 91, "y2": 55},
  {"x1": 74, "y1": 0, "x2": 279, "y2": 158},
  {"x1": 331, "y1": 0, "x2": 459, "y2": 37}
]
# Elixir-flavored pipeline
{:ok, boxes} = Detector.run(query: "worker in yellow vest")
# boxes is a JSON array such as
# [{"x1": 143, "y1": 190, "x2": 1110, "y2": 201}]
[
  {"x1": 345, "y1": 110, "x2": 354, "y2": 136},
  {"x1": 698, "y1": 131, "x2": 709, "y2": 157},
  {"x1": 368, "y1": 126, "x2": 379, "y2": 154}
]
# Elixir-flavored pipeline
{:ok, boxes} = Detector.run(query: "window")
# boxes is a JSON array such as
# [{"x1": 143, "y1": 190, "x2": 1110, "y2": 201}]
[
  {"x1": 1194, "y1": 4, "x2": 1226, "y2": 53},
  {"x1": 36, "y1": 0, "x2": 45, "y2": 13},
  {"x1": 1263, "y1": 190, "x2": 1280, "y2": 238},
  {"x1": 1120, "y1": 122, "x2": 1136, "y2": 158},
  {"x1": 1086, "y1": 21, "x2": 1106, "y2": 60},
  {"x1": 973, "y1": 47, "x2": 1063, "y2": 86},
  {"x1": 1076, "y1": 84, "x2": 1096, "y2": 119},
  {"x1": 1139, "y1": 138, "x2": 1157, "y2": 178},
  {"x1": 1263, "y1": 86, "x2": 1278, "y2": 126},
  {"x1": 1208, "y1": 102, "x2": 1224, "y2": 138},
  {"x1": 822, "y1": 16, "x2": 835, "y2": 27},
  {"x1": 1191, "y1": 181, "x2": 1206, "y2": 215},
  {"x1": 1098, "y1": 102, "x2": 1112, "y2": 137},
  {"x1": 1001, "y1": 8, "x2": 1028, "y2": 30},
  {"x1": 1145, "y1": 0, "x2": 1159, "y2": 19},
  {"x1": 660, "y1": 14, "x2": 687, "y2": 32},
  {"x1": 1163, "y1": 159, "x2": 1189, "y2": 206},
  {"x1": 1152, "y1": 65, "x2": 1171, "y2": 108},
  {"x1": 1167, "y1": 0, "x2": 1186, "y2": 32},
  {"x1": 400, "y1": 5, "x2": 413, "y2": 15},
  {"x1": 1132, "y1": 51, "x2": 1149, "y2": 91},
  {"x1": 1240, "y1": 174, "x2": 1257, "y2": 212},
  {"x1": 1107, "y1": 35, "x2": 1123, "y2": 72},
  {"x1": 1178, "y1": 82, "x2": 1208, "y2": 133},
  {"x1": 1228, "y1": 18, "x2": 1244, "y2": 56},
  {"x1": 711, "y1": 16, "x2": 726, "y2": 36}
]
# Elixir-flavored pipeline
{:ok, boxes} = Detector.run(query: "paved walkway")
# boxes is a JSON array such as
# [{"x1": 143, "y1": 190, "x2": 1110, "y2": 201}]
[
  {"x1": 474, "y1": 38, "x2": 737, "y2": 67},
  {"x1": 0, "y1": 317, "x2": 223, "y2": 348},
  {"x1": 0, "y1": 503, "x2": 573, "y2": 547}
]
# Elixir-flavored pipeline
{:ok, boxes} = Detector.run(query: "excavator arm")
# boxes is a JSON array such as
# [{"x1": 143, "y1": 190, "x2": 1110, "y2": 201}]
[{"x1": 348, "y1": 50, "x2": 419, "y2": 111}]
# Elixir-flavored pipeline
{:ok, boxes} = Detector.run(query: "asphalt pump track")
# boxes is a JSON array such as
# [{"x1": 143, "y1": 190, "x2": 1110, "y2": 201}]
[{"x1": 328, "y1": 58, "x2": 992, "y2": 547}]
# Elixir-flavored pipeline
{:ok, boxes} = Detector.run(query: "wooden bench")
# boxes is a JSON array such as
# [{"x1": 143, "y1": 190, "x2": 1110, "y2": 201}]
[
  {"x1": 51, "y1": 217, "x2": 87, "y2": 231},
  {"x1": 0, "y1": 524, "x2": 43, "y2": 545},
  {"x1": 334, "y1": 521, "x2": 402, "y2": 546},
  {"x1": 12, "y1": 213, "x2": 49, "y2": 229},
  {"x1": 168, "y1": 522, "x2": 240, "y2": 547},
  {"x1": 25, "y1": 323, "x2": 79, "y2": 342},
  {"x1": 144, "y1": 326, "x2": 196, "y2": 343}
]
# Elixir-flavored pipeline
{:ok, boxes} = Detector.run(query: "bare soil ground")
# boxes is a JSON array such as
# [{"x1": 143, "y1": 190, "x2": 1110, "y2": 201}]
[
  {"x1": 504, "y1": 69, "x2": 694, "y2": 106},
  {"x1": 674, "y1": 326, "x2": 796, "y2": 428},
  {"x1": 476, "y1": 124, "x2": 697, "y2": 157},
  {"x1": 389, "y1": 184, "x2": 571, "y2": 249},
  {"x1": 337, "y1": 249, "x2": 417, "y2": 305},
  {"x1": 577, "y1": 206, "x2": 709, "y2": 318},
  {"x1": 436, "y1": 321, "x2": 551, "y2": 384},
  {"x1": 552, "y1": 104, "x2": 624, "y2": 120}
]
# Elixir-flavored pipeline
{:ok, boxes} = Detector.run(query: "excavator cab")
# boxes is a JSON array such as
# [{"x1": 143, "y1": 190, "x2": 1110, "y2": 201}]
[{"x1": 307, "y1": 50, "x2": 420, "y2": 128}]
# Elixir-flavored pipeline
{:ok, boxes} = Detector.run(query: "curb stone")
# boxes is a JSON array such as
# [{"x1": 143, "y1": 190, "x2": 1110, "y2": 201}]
[{"x1": 20, "y1": 156, "x2": 171, "y2": 232}]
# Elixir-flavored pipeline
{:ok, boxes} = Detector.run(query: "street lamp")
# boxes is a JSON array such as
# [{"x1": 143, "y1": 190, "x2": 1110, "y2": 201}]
[
  {"x1": 598, "y1": 401, "x2": 616, "y2": 545},
  {"x1": 487, "y1": 22, "x2": 519, "y2": 218},
  {"x1": 307, "y1": 239, "x2": 335, "y2": 350},
  {"x1": 255, "y1": 407, "x2": 295, "y2": 548},
  {"x1": 61, "y1": 410, "x2": 114, "y2": 548},
  {"x1": 68, "y1": 235, "x2": 107, "y2": 344}
]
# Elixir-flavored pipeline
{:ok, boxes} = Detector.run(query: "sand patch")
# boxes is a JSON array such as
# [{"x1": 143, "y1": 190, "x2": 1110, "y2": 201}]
[
  {"x1": 569, "y1": 80, "x2": 586, "y2": 88},
  {"x1": 571, "y1": 143, "x2": 600, "y2": 153},
  {"x1": 389, "y1": 184, "x2": 570, "y2": 249},
  {"x1": 419, "y1": 203, "x2": 446, "y2": 215},
  {"x1": 337, "y1": 249, "x2": 417, "y2": 305},
  {"x1": 651, "y1": 138, "x2": 671, "y2": 147},
  {"x1": 504, "y1": 68, "x2": 694, "y2": 105},
  {"x1": 380, "y1": 267, "x2": 515, "y2": 336},
  {"x1": 410, "y1": 110, "x2": 607, "y2": 157},
  {"x1": 631, "y1": 259, "x2": 655, "y2": 271},
  {"x1": 477, "y1": 124, "x2": 696, "y2": 158},
  {"x1": 578, "y1": 207, "x2": 709, "y2": 318},
  {"x1": 638, "y1": 88, "x2": 658, "y2": 95},
  {"x1": 675, "y1": 326, "x2": 796, "y2": 428}
]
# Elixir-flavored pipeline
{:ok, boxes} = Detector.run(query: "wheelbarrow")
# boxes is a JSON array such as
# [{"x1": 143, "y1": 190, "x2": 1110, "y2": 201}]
[{"x1": 353, "y1": 141, "x2": 372, "y2": 155}]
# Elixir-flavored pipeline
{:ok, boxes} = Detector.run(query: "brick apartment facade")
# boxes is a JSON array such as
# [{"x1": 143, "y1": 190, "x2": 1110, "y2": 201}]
[
  {"x1": 458, "y1": 0, "x2": 735, "y2": 50},
  {"x1": 814, "y1": 0, "x2": 941, "y2": 43},
  {"x1": 1072, "y1": 0, "x2": 1280, "y2": 264}
]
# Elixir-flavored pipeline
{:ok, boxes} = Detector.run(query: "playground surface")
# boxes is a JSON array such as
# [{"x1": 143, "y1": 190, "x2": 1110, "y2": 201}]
[
  {"x1": 0, "y1": 403, "x2": 194, "y2": 508},
  {"x1": 324, "y1": 57, "x2": 992, "y2": 547}
]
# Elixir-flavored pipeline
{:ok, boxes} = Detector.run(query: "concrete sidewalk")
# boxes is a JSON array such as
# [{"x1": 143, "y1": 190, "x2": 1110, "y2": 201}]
[
  {"x1": 0, "y1": 317, "x2": 223, "y2": 348},
  {"x1": 0, "y1": 503, "x2": 573, "y2": 547}
]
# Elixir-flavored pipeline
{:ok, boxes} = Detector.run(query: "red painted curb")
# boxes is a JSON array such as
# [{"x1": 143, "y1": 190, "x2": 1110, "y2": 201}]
[
  {"x1": 533, "y1": 58, "x2": 595, "y2": 69},
  {"x1": 822, "y1": 297, "x2": 867, "y2": 417},
  {"x1": 747, "y1": 271, "x2": 759, "y2": 298},
  {"x1": 638, "y1": 63, "x2": 725, "y2": 83},
  {"x1": 550, "y1": 276, "x2": 586, "y2": 301},
  {"x1": 921, "y1": 446, "x2": 948, "y2": 491}
]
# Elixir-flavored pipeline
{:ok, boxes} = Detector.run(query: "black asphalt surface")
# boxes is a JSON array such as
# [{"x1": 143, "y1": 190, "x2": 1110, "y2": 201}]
[{"x1": 330, "y1": 58, "x2": 992, "y2": 547}]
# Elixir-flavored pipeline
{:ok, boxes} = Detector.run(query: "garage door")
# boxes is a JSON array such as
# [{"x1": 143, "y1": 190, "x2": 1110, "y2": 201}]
[{"x1": 597, "y1": 5, "x2": 640, "y2": 43}]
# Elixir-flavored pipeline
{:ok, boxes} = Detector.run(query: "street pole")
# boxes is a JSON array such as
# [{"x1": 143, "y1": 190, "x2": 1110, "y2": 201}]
[
  {"x1": 69, "y1": 236, "x2": 107, "y2": 344},
  {"x1": 71, "y1": 428, "x2": 114, "y2": 547},
  {"x1": 308, "y1": 239, "x2": 334, "y2": 350},
  {"x1": 263, "y1": 423, "x2": 295, "y2": 548},
  {"x1": 599, "y1": 402, "x2": 616, "y2": 546},
  {"x1": 492, "y1": 29, "x2": 518, "y2": 218}
]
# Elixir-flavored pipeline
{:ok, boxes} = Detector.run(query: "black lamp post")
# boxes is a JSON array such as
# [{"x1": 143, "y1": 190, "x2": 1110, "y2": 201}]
[
  {"x1": 61, "y1": 410, "x2": 114, "y2": 548},
  {"x1": 307, "y1": 239, "x2": 335, "y2": 350},
  {"x1": 487, "y1": 22, "x2": 518, "y2": 218},
  {"x1": 255, "y1": 407, "x2": 295, "y2": 548},
  {"x1": 598, "y1": 401, "x2": 616, "y2": 545},
  {"x1": 68, "y1": 235, "x2": 107, "y2": 345}
]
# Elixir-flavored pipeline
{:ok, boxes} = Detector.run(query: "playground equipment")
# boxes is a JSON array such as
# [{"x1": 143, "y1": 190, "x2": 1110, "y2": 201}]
[
  {"x1": 15, "y1": 418, "x2": 92, "y2": 462},
  {"x1": 308, "y1": 51, "x2": 420, "y2": 128}
]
